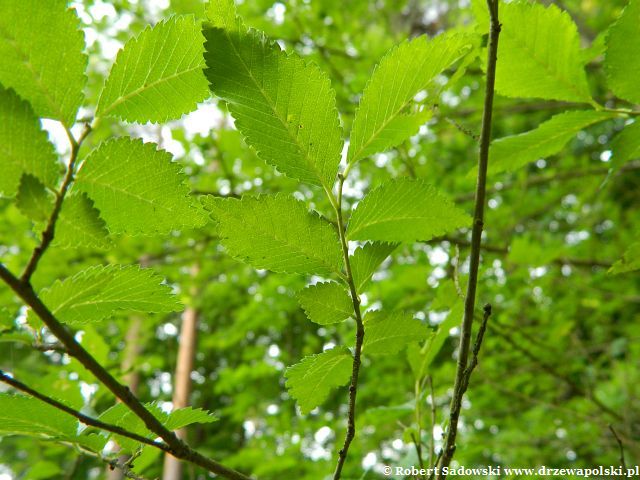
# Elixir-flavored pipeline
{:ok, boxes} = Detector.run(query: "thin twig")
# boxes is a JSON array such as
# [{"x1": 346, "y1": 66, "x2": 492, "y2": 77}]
[
  {"x1": 21, "y1": 124, "x2": 91, "y2": 282},
  {"x1": 436, "y1": 2, "x2": 500, "y2": 477},
  {"x1": 77, "y1": 448, "x2": 150, "y2": 480},
  {"x1": 432, "y1": 235, "x2": 614, "y2": 269},
  {"x1": 103, "y1": 457, "x2": 149, "y2": 480},
  {"x1": 427, "y1": 376, "x2": 436, "y2": 468},
  {"x1": 460, "y1": 305, "x2": 491, "y2": 394},
  {"x1": 410, "y1": 431, "x2": 425, "y2": 477},
  {"x1": 608, "y1": 425, "x2": 628, "y2": 471},
  {"x1": 0, "y1": 263, "x2": 251, "y2": 480},
  {"x1": 332, "y1": 174, "x2": 365, "y2": 480},
  {"x1": 0, "y1": 370, "x2": 169, "y2": 451},
  {"x1": 444, "y1": 117, "x2": 479, "y2": 141},
  {"x1": 455, "y1": 160, "x2": 640, "y2": 203},
  {"x1": 489, "y1": 322, "x2": 622, "y2": 421}
]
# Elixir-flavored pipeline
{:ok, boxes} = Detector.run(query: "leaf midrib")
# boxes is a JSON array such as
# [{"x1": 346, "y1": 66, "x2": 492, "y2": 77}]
[
  {"x1": 98, "y1": 64, "x2": 203, "y2": 118},
  {"x1": 221, "y1": 28, "x2": 331, "y2": 190}
]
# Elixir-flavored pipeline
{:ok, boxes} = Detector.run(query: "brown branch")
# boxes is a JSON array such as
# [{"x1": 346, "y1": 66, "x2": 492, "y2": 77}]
[
  {"x1": 21, "y1": 124, "x2": 91, "y2": 282},
  {"x1": 436, "y1": 1, "x2": 500, "y2": 477},
  {"x1": 32, "y1": 341, "x2": 67, "y2": 353},
  {"x1": 333, "y1": 174, "x2": 365, "y2": 480},
  {"x1": 0, "y1": 370, "x2": 169, "y2": 451},
  {"x1": 0, "y1": 263, "x2": 252, "y2": 480}
]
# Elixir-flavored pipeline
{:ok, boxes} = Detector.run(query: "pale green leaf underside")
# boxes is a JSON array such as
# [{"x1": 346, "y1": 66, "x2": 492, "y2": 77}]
[
  {"x1": 15, "y1": 175, "x2": 54, "y2": 222},
  {"x1": 612, "y1": 121, "x2": 640, "y2": 168},
  {"x1": 605, "y1": 0, "x2": 640, "y2": 104},
  {"x1": 284, "y1": 347, "x2": 353, "y2": 414},
  {"x1": 363, "y1": 310, "x2": 428, "y2": 355},
  {"x1": 203, "y1": 26, "x2": 343, "y2": 190},
  {"x1": 97, "y1": 15, "x2": 210, "y2": 123},
  {"x1": 350, "y1": 242, "x2": 397, "y2": 291},
  {"x1": 496, "y1": 1, "x2": 591, "y2": 103},
  {"x1": 38, "y1": 264, "x2": 181, "y2": 325},
  {"x1": 0, "y1": 0, "x2": 87, "y2": 125},
  {"x1": 164, "y1": 406, "x2": 218, "y2": 431},
  {"x1": 75, "y1": 137, "x2": 202, "y2": 235},
  {"x1": 206, "y1": 0, "x2": 238, "y2": 29},
  {"x1": 0, "y1": 394, "x2": 77, "y2": 438},
  {"x1": 407, "y1": 301, "x2": 462, "y2": 380},
  {"x1": 489, "y1": 110, "x2": 615, "y2": 175},
  {"x1": 55, "y1": 194, "x2": 111, "y2": 249},
  {"x1": 0, "y1": 87, "x2": 59, "y2": 197},
  {"x1": 609, "y1": 241, "x2": 640, "y2": 274},
  {"x1": 348, "y1": 32, "x2": 472, "y2": 164},
  {"x1": 203, "y1": 195, "x2": 342, "y2": 276},
  {"x1": 298, "y1": 282, "x2": 353, "y2": 325},
  {"x1": 347, "y1": 179, "x2": 470, "y2": 242}
]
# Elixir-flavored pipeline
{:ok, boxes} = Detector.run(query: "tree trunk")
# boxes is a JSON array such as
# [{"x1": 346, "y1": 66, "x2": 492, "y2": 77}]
[
  {"x1": 162, "y1": 285, "x2": 199, "y2": 480},
  {"x1": 106, "y1": 315, "x2": 143, "y2": 480}
]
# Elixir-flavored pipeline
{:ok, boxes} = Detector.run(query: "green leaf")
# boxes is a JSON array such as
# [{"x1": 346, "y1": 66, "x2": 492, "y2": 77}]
[
  {"x1": 580, "y1": 29, "x2": 608, "y2": 64},
  {"x1": 489, "y1": 111, "x2": 615, "y2": 175},
  {"x1": 97, "y1": 15, "x2": 209, "y2": 123},
  {"x1": 164, "y1": 406, "x2": 218, "y2": 430},
  {"x1": 55, "y1": 194, "x2": 111, "y2": 249},
  {"x1": 203, "y1": 22, "x2": 343, "y2": 190},
  {"x1": 496, "y1": 2, "x2": 591, "y2": 103},
  {"x1": 206, "y1": 0, "x2": 238, "y2": 28},
  {"x1": 0, "y1": 394, "x2": 77, "y2": 438},
  {"x1": 609, "y1": 241, "x2": 640, "y2": 274},
  {"x1": 297, "y1": 282, "x2": 353, "y2": 325},
  {"x1": 25, "y1": 461, "x2": 63, "y2": 480},
  {"x1": 363, "y1": 310, "x2": 428, "y2": 355},
  {"x1": 284, "y1": 347, "x2": 353, "y2": 414},
  {"x1": 605, "y1": 0, "x2": 640, "y2": 104},
  {"x1": 37, "y1": 264, "x2": 181, "y2": 325},
  {"x1": 15, "y1": 175, "x2": 54, "y2": 222},
  {"x1": 470, "y1": 0, "x2": 490, "y2": 32},
  {"x1": 348, "y1": 32, "x2": 471, "y2": 164},
  {"x1": 407, "y1": 302, "x2": 462, "y2": 380},
  {"x1": 75, "y1": 137, "x2": 202, "y2": 235},
  {"x1": 611, "y1": 121, "x2": 640, "y2": 168},
  {"x1": 347, "y1": 179, "x2": 470, "y2": 242},
  {"x1": 0, "y1": 87, "x2": 59, "y2": 197},
  {"x1": 203, "y1": 195, "x2": 342, "y2": 276},
  {"x1": 0, "y1": 0, "x2": 87, "y2": 125},
  {"x1": 350, "y1": 242, "x2": 397, "y2": 291},
  {"x1": 165, "y1": 407, "x2": 218, "y2": 430},
  {"x1": 0, "y1": 308, "x2": 13, "y2": 331}
]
